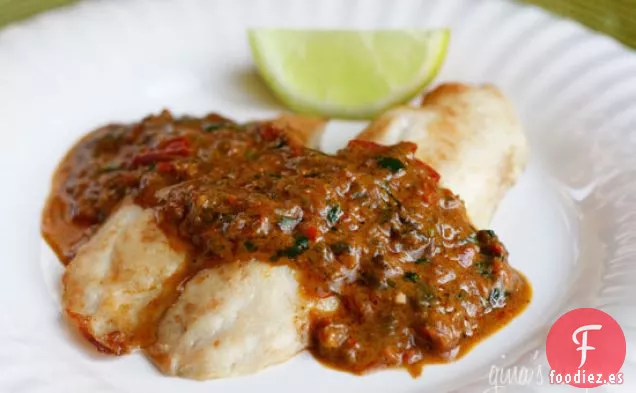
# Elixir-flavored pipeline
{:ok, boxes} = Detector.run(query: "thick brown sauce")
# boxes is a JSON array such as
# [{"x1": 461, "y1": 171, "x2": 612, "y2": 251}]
[{"x1": 42, "y1": 111, "x2": 531, "y2": 376}]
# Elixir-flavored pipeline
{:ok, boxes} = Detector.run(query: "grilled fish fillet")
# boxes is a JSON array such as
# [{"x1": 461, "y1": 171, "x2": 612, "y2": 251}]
[
  {"x1": 147, "y1": 261, "x2": 307, "y2": 379},
  {"x1": 357, "y1": 83, "x2": 528, "y2": 227},
  {"x1": 62, "y1": 84, "x2": 526, "y2": 379},
  {"x1": 63, "y1": 203, "x2": 186, "y2": 354},
  {"x1": 271, "y1": 113, "x2": 326, "y2": 149},
  {"x1": 63, "y1": 201, "x2": 337, "y2": 379}
]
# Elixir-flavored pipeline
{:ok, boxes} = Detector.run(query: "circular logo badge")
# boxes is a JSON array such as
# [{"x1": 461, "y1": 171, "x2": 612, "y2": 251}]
[{"x1": 546, "y1": 308, "x2": 626, "y2": 388}]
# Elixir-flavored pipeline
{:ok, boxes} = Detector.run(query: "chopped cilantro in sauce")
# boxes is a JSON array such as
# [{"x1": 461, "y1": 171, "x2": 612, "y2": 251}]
[
  {"x1": 42, "y1": 110, "x2": 531, "y2": 377},
  {"x1": 376, "y1": 156, "x2": 406, "y2": 172}
]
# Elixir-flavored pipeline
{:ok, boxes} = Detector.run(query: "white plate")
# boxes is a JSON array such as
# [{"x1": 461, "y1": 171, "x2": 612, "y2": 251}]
[{"x1": 0, "y1": 0, "x2": 635, "y2": 392}]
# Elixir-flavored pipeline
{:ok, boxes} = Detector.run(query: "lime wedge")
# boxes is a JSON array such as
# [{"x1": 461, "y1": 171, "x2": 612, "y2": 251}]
[{"x1": 248, "y1": 29, "x2": 450, "y2": 119}]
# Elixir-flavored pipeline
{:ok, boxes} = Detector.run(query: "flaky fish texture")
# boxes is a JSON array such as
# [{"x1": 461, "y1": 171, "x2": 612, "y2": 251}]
[
  {"x1": 271, "y1": 113, "x2": 326, "y2": 149},
  {"x1": 146, "y1": 261, "x2": 307, "y2": 379},
  {"x1": 63, "y1": 201, "x2": 337, "y2": 379},
  {"x1": 62, "y1": 84, "x2": 526, "y2": 379},
  {"x1": 60, "y1": 113, "x2": 329, "y2": 380},
  {"x1": 63, "y1": 203, "x2": 186, "y2": 354},
  {"x1": 357, "y1": 83, "x2": 528, "y2": 228}
]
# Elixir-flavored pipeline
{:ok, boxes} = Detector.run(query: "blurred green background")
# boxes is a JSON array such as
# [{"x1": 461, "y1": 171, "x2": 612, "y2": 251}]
[{"x1": 0, "y1": 0, "x2": 635, "y2": 49}]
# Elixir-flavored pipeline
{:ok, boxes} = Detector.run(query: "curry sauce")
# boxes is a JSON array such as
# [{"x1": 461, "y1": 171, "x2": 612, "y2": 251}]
[{"x1": 42, "y1": 111, "x2": 531, "y2": 376}]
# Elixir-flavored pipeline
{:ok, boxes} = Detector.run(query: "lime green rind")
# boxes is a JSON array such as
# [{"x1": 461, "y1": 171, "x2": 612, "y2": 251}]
[{"x1": 248, "y1": 29, "x2": 450, "y2": 119}]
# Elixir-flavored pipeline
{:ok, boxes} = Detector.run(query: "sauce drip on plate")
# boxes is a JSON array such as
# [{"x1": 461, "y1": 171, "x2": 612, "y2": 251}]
[{"x1": 42, "y1": 111, "x2": 531, "y2": 375}]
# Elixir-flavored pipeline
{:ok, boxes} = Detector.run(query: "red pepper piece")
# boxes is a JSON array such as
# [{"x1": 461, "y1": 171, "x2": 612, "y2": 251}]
[
  {"x1": 290, "y1": 143, "x2": 303, "y2": 157},
  {"x1": 421, "y1": 192, "x2": 431, "y2": 204},
  {"x1": 156, "y1": 162, "x2": 174, "y2": 173},
  {"x1": 259, "y1": 124, "x2": 281, "y2": 141},
  {"x1": 303, "y1": 225, "x2": 318, "y2": 241},
  {"x1": 131, "y1": 136, "x2": 192, "y2": 167},
  {"x1": 159, "y1": 136, "x2": 190, "y2": 149},
  {"x1": 488, "y1": 243, "x2": 506, "y2": 257}
]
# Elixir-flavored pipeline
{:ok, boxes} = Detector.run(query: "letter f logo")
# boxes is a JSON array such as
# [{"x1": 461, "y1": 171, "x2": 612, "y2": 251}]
[{"x1": 572, "y1": 324, "x2": 602, "y2": 368}]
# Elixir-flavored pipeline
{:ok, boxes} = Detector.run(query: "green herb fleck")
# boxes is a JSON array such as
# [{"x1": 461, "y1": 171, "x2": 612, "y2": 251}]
[
  {"x1": 274, "y1": 235, "x2": 310, "y2": 259},
  {"x1": 427, "y1": 228, "x2": 435, "y2": 237},
  {"x1": 244, "y1": 241, "x2": 257, "y2": 252},
  {"x1": 475, "y1": 260, "x2": 493, "y2": 279},
  {"x1": 489, "y1": 287, "x2": 505, "y2": 308},
  {"x1": 484, "y1": 230, "x2": 496, "y2": 238},
  {"x1": 377, "y1": 156, "x2": 406, "y2": 173},
  {"x1": 403, "y1": 272, "x2": 420, "y2": 283},
  {"x1": 386, "y1": 279, "x2": 396, "y2": 288},
  {"x1": 203, "y1": 122, "x2": 229, "y2": 132},
  {"x1": 415, "y1": 258, "x2": 430, "y2": 265},
  {"x1": 326, "y1": 204, "x2": 343, "y2": 225},
  {"x1": 466, "y1": 233, "x2": 478, "y2": 244}
]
